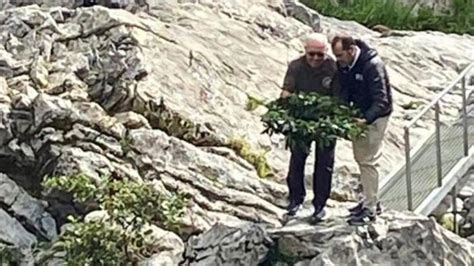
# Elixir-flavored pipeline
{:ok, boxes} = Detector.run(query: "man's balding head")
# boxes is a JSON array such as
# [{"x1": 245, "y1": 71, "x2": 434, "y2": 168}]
[
  {"x1": 303, "y1": 33, "x2": 328, "y2": 67},
  {"x1": 304, "y1": 33, "x2": 329, "y2": 51}
]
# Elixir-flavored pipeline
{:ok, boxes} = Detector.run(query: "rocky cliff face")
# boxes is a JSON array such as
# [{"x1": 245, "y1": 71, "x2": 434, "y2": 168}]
[{"x1": 0, "y1": 0, "x2": 473, "y2": 264}]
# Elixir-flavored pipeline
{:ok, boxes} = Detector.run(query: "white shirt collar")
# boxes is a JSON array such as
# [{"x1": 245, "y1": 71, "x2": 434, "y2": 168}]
[{"x1": 349, "y1": 46, "x2": 361, "y2": 70}]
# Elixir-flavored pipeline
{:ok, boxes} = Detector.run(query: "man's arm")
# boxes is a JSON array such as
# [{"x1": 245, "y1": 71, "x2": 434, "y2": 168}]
[
  {"x1": 330, "y1": 72, "x2": 349, "y2": 104},
  {"x1": 326, "y1": 58, "x2": 348, "y2": 104},
  {"x1": 363, "y1": 59, "x2": 390, "y2": 124},
  {"x1": 281, "y1": 62, "x2": 298, "y2": 98}
]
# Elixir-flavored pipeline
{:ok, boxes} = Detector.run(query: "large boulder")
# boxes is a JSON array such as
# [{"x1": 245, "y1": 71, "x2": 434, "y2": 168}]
[{"x1": 184, "y1": 206, "x2": 474, "y2": 265}]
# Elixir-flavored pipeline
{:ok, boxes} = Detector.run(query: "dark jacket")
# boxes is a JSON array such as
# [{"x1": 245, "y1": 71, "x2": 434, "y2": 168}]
[
  {"x1": 282, "y1": 56, "x2": 341, "y2": 98},
  {"x1": 337, "y1": 40, "x2": 392, "y2": 124}
]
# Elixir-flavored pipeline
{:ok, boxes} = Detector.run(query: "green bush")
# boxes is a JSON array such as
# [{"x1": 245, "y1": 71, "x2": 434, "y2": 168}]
[
  {"x1": 261, "y1": 93, "x2": 366, "y2": 153},
  {"x1": 0, "y1": 246, "x2": 20, "y2": 265},
  {"x1": 41, "y1": 174, "x2": 187, "y2": 265},
  {"x1": 302, "y1": 0, "x2": 474, "y2": 35},
  {"x1": 53, "y1": 217, "x2": 139, "y2": 265}
]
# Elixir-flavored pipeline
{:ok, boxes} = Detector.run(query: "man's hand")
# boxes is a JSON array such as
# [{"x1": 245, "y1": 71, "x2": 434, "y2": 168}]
[
  {"x1": 354, "y1": 118, "x2": 367, "y2": 127},
  {"x1": 280, "y1": 90, "x2": 292, "y2": 99}
]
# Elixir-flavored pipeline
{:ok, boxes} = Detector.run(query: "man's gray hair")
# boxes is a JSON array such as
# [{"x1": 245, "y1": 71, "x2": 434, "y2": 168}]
[{"x1": 304, "y1": 33, "x2": 329, "y2": 49}]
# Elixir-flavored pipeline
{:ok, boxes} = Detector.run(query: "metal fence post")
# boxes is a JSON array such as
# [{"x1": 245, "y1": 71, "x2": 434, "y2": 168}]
[
  {"x1": 452, "y1": 185, "x2": 458, "y2": 234},
  {"x1": 404, "y1": 127, "x2": 413, "y2": 211},
  {"x1": 435, "y1": 102, "x2": 442, "y2": 186},
  {"x1": 462, "y1": 76, "x2": 469, "y2": 156}
]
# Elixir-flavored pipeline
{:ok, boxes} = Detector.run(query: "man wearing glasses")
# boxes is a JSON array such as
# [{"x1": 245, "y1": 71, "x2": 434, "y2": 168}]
[
  {"x1": 280, "y1": 33, "x2": 340, "y2": 224},
  {"x1": 331, "y1": 34, "x2": 392, "y2": 225}
]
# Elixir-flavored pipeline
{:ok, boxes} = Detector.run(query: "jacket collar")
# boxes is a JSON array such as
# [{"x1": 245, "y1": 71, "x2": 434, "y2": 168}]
[{"x1": 348, "y1": 46, "x2": 361, "y2": 71}]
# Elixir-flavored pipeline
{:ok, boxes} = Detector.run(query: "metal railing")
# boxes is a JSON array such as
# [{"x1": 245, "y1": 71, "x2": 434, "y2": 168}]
[{"x1": 403, "y1": 62, "x2": 474, "y2": 211}]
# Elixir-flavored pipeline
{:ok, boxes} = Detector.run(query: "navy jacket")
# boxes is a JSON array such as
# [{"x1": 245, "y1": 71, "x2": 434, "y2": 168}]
[{"x1": 337, "y1": 40, "x2": 392, "y2": 124}]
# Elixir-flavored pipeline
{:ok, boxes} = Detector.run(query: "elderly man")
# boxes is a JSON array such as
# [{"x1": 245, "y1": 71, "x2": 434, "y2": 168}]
[
  {"x1": 331, "y1": 34, "x2": 392, "y2": 225},
  {"x1": 281, "y1": 33, "x2": 340, "y2": 224}
]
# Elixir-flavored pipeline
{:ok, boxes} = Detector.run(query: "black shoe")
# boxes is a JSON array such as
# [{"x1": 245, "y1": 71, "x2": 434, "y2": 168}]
[
  {"x1": 376, "y1": 202, "x2": 383, "y2": 215},
  {"x1": 348, "y1": 202, "x2": 383, "y2": 216},
  {"x1": 347, "y1": 207, "x2": 376, "y2": 226},
  {"x1": 309, "y1": 207, "x2": 326, "y2": 225},
  {"x1": 286, "y1": 201, "x2": 302, "y2": 216},
  {"x1": 348, "y1": 202, "x2": 363, "y2": 216},
  {"x1": 375, "y1": 201, "x2": 383, "y2": 215}
]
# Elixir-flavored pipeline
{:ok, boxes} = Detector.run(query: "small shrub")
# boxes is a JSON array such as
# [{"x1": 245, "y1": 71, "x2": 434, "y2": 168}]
[
  {"x1": 43, "y1": 173, "x2": 97, "y2": 203},
  {"x1": 439, "y1": 214, "x2": 454, "y2": 232},
  {"x1": 54, "y1": 217, "x2": 137, "y2": 265},
  {"x1": 227, "y1": 137, "x2": 274, "y2": 178},
  {"x1": 42, "y1": 174, "x2": 187, "y2": 264},
  {"x1": 120, "y1": 135, "x2": 133, "y2": 154},
  {"x1": 0, "y1": 246, "x2": 21, "y2": 265},
  {"x1": 246, "y1": 94, "x2": 265, "y2": 112}
]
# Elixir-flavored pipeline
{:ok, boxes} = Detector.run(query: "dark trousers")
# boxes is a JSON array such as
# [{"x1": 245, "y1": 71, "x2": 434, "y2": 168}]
[{"x1": 286, "y1": 141, "x2": 336, "y2": 209}]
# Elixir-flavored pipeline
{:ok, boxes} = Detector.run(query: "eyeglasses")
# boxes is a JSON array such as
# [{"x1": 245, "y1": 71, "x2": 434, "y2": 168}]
[{"x1": 307, "y1": 51, "x2": 325, "y2": 58}]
